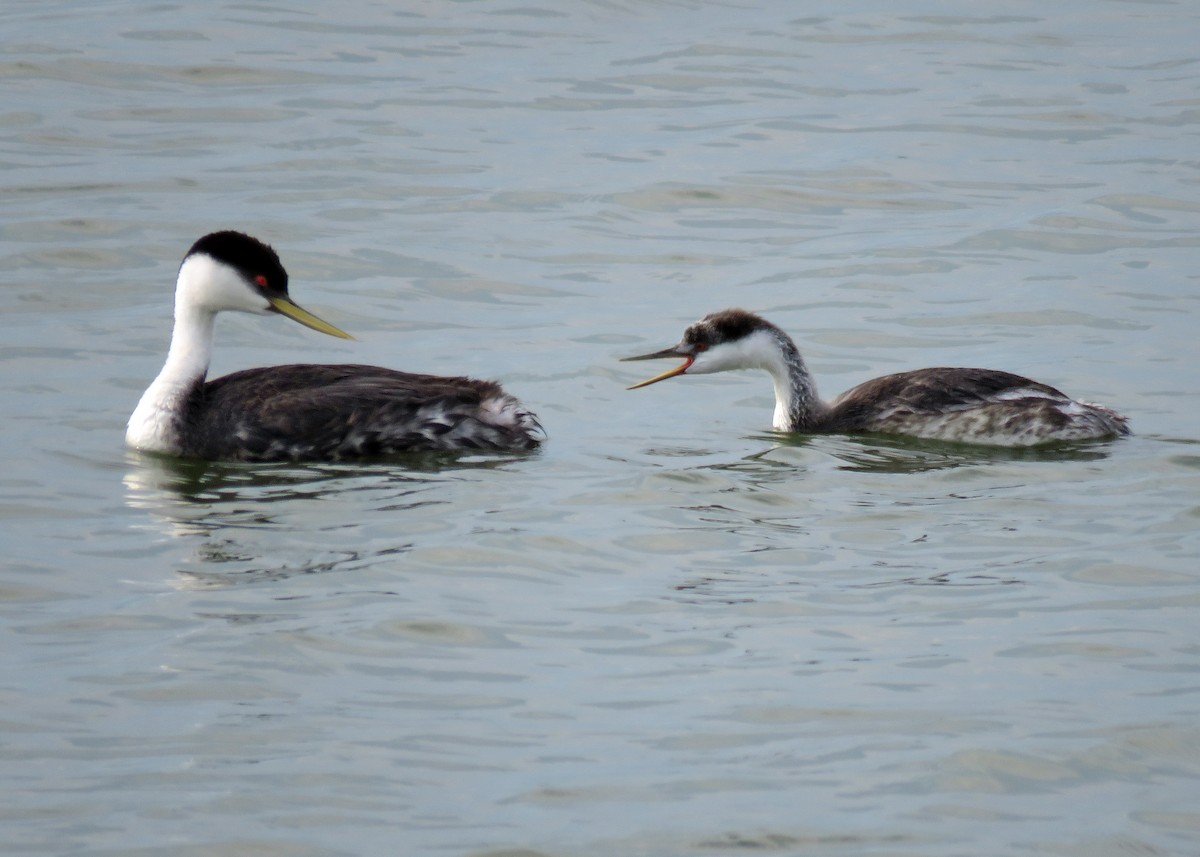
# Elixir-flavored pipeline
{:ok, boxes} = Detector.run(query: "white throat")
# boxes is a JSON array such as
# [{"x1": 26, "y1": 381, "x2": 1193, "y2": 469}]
[
  {"x1": 125, "y1": 256, "x2": 233, "y2": 453},
  {"x1": 690, "y1": 328, "x2": 823, "y2": 431}
]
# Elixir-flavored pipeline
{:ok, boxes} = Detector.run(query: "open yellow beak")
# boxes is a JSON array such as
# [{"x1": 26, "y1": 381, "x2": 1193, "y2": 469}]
[
  {"x1": 621, "y1": 346, "x2": 694, "y2": 390},
  {"x1": 268, "y1": 295, "x2": 355, "y2": 340}
]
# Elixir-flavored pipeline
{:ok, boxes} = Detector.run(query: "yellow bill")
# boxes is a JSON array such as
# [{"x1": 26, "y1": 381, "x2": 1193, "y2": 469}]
[
  {"x1": 621, "y1": 346, "x2": 694, "y2": 390},
  {"x1": 268, "y1": 295, "x2": 355, "y2": 340}
]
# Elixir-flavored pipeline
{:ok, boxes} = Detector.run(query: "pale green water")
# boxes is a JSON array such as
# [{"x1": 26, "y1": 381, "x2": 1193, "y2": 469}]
[{"x1": 2, "y1": 2, "x2": 1199, "y2": 855}]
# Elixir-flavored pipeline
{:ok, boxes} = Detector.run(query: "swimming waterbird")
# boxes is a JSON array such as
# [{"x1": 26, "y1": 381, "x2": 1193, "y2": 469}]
[
  {"x1": 623, "y1": 308, "x2": 1129, "y2": 446},
  {"x1": 127, "y1": 231, "x2": 543, "y2": 460}
]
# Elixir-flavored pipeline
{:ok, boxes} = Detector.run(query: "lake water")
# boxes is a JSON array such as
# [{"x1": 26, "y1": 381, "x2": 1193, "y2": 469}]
[{"x1": 2, "y1": 1, "x2": 1199, "y2": 855}]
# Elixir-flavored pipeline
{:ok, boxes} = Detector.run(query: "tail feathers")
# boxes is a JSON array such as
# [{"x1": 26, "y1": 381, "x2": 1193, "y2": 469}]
[{"x1": 366, "y1": 394, "x2": 544, "y2": 454}]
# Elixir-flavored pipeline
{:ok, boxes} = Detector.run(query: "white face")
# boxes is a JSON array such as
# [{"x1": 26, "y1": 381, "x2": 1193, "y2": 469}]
[
  {"x1": 685, "y1": 328, "x2": 782, "y2": 376},
  {"x1": 175, "y1": 253, "x2": 273, "y2": 315}
]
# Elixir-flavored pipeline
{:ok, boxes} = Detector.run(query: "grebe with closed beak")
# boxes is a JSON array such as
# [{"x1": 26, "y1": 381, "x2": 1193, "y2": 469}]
[{"x1": 126, "y1": 231, "x2": 543, "y2": 461}]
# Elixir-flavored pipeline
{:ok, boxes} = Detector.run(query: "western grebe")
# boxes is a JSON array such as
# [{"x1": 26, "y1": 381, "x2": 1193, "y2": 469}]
[
  {"x1": 623, "y1": 308, "x2": 1129, "y2": 446},
  {"x1": 126, "y1": 231, "x2": 543, "y2": 461}
]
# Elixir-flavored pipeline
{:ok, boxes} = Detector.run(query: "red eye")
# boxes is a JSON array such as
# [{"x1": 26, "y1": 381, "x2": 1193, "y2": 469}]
[
  {"x1": 254, "y1": 275, "x2": 269, "y2": 287},
  {"x1": 694, "y1": 342, "x2": 708, "y2": 352}
]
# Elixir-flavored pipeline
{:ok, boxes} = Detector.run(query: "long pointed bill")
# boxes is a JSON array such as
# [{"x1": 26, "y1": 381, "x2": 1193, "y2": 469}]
[
  {"x1": 267, "y1": 295, "x2": 355, "y2": 340},
  {"x1": 621, "y1": 346, "x2": 694, "y2": 390}
]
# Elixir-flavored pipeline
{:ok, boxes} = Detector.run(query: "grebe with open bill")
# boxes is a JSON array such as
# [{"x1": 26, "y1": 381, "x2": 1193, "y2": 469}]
[{"x1": 623, "y1": 308, "x2": 1128, "y2": 446}]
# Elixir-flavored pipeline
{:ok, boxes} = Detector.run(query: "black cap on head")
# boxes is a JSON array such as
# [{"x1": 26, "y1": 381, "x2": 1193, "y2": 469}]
[
  {"x1": 185, "y1": 231, "x2": 289, "y2": 295},
  {"x1": 684, "y1": 308, "x2": 772, "y2": 347}
]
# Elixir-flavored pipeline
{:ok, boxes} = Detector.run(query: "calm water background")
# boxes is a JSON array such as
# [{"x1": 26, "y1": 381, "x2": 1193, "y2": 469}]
[{"x1": 3, "y1": 1, "x2": 1199, "y2": 855}]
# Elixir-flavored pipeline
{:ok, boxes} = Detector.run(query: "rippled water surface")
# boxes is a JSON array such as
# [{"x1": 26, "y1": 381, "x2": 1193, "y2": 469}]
[{"x1": 3, "y1": 2, "x2": 1200, "y2": 855}]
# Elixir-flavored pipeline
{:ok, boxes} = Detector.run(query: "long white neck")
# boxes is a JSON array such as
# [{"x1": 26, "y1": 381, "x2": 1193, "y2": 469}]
[
  {"x1": 748, "y1": 328, "x2": 825, "y2": 431},
  {"x1": 125, "y1": 299, "x2": 216, "y2": 453},
  {"x1": 693, "y1": 326, "x2": 827, "y2": 431}
]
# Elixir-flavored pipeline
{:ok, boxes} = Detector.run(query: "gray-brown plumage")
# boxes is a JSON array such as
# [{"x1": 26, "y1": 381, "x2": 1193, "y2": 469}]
[
  {"x1": 127, "y1": 231, "x2": 543, "y2": 461},
  {"x1": 623, "y1": 308, "x2": 1129, "y2": 446}
]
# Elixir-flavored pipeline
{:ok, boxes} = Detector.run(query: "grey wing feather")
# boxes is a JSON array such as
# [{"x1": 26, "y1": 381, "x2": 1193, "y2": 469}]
[{"x1": 185, "y1": 365, "x2": 542, "y2": 461}]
